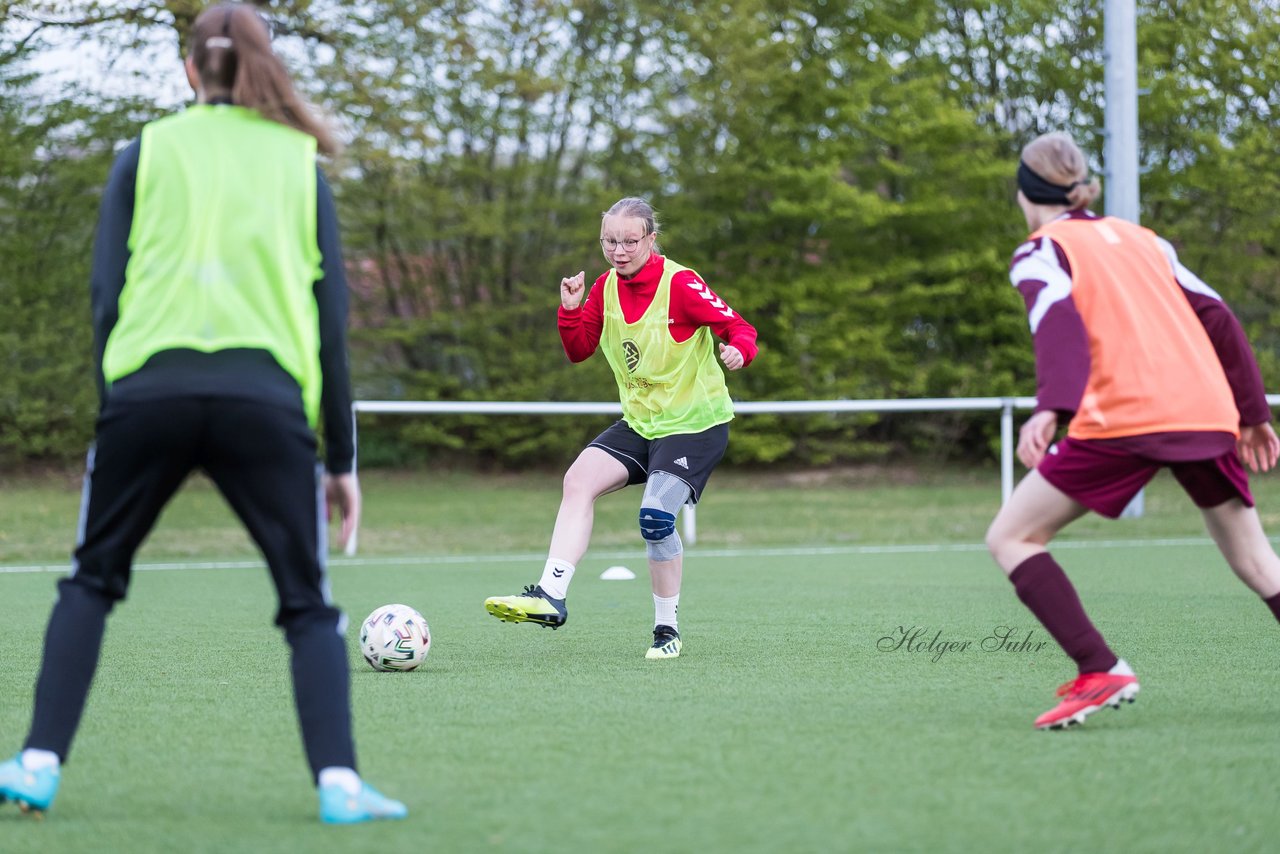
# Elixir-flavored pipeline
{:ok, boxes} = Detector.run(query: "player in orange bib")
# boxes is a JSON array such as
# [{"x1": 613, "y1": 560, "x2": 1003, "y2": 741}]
[{"x1": 986, "y1": 132, "x2": 1280, "y2": 729}]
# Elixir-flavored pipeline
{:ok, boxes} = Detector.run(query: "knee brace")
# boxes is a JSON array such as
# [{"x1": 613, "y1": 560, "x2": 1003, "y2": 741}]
[
  {"x1": 640, "y1": 507, "x2": 683, "y2": 561},
  {"x1": 639, "y1": 507, "x2": 677, "y2": 542},
  {"x1": 639, "y1": 471, "x2": 691, "y2": 561}
]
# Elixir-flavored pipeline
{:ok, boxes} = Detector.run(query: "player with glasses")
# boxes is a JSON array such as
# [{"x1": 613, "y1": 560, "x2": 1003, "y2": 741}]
[
  {"x1": 600, "y1": 236, "x2": 645, "y2": 252},
  {"x1": 484, "y1": 197, "x2": 758, "y2": 659}
]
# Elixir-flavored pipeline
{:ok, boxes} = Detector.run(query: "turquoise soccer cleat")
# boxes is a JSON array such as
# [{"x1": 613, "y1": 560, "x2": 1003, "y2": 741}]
[
  {"x1": 319, "y1": 780, "x2": 407, "y2": 824},
  {"x1": 0, "y1": 754, "x2": 61, "y2": 814}
]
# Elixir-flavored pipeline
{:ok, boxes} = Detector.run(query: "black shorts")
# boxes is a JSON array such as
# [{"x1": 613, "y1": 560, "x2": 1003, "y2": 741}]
[
  {"x1": 588, "y1": 420, "x2": 730, "y2": 503},
  {"x1": 70, "y1": 396, "x2": 336, "y2": 627}
]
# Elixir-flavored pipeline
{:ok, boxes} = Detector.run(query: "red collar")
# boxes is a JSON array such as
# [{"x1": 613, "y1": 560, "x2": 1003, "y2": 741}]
[{"x1": 617, "y1": 253, "x2": 665, "y2": 286}]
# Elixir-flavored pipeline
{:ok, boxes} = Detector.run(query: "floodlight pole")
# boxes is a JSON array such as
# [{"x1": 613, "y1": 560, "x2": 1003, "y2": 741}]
[
  {"x1": 1104, "y1": 0, "x2": 1139, "y2": 224},
  {"x1": 1105, "y1": 0, "x2": 1145, "y2": 519}
]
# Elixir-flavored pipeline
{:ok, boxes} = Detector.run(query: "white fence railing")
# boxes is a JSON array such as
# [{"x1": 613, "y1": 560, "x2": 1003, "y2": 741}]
[
  {"x1": 352, "y1": 395, "x2": 1280, "y2": 552},
  {"x1": 352, "y1": 396, "x2": 1048, "y2": 548}
]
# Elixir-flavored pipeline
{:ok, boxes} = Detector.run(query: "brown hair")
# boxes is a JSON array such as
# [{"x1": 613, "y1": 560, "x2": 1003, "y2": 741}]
[
  {"x1": 1020, "y1": 132, "x2": 1100, "y2": 209},
  {"x1": 190, "y1": 3, "x2": 340, "y2": 156},
  {"x1": 603, "y1": 197, "x2": 661, "y2": 251}
]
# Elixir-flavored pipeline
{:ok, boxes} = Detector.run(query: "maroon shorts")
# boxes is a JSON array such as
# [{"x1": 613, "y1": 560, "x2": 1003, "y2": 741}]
[{"x1": 1037, "y1": 437, "x2": 1253, "y2": 519}]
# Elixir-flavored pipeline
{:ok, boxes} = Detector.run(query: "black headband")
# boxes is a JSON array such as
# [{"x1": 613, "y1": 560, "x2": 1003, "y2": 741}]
[{"x1": 1017, "y1": 161, "x2": 1080, "y2": 205}]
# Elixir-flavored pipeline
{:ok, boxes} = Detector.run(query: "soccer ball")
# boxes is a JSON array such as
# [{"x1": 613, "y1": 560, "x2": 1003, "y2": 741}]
[{"x1": 359, "y1": 604, "x2": 431, "y2": 672}]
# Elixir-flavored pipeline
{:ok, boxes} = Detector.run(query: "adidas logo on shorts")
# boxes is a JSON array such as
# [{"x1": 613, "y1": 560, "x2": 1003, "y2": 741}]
[{"x1": 674, "y1": 457, "x2": 689, "y2": 470}]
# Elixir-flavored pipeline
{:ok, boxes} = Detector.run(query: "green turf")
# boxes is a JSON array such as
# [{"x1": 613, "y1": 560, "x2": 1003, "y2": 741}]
[
  {"x1": 2, "y1": 469, "x2": 1280, "y2": 852},
  {"x1": 7, "y1": 465, "x2": 1280, "y2": 563}
]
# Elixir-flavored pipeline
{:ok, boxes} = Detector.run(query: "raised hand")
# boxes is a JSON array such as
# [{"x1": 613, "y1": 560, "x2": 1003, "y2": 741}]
[{"x1": 561, "y1": 271, "x2": 586, "y2": 309}]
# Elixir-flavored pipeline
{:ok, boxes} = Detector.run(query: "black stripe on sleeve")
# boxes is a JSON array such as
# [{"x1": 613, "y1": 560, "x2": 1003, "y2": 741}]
[
  {"x1": 314, "y1": 168, "x2": 355, "y2": 474},
  {"x1": 89, "y1": 138, "x2": 140, "y2": 407}
]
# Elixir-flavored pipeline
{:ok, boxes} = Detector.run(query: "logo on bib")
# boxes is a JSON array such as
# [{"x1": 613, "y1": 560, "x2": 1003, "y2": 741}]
[{"x1": 622, "y1": 339, "x2": 641, "y2": 372}]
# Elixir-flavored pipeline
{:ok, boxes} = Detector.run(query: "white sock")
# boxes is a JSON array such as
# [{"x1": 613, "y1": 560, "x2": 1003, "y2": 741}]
[
  {"x1": 538, "y1": 558, "x2": 575, "y2": 600},
  {"x1": 1110, "y1": 659, "x2": 1135, "y2": 677},
  {"x1": 318, "y1": 766, "x2": 361, "y2": 795},
  {"x1": 21, "y1": 749, "x2": 59, "y2": 772},
  {"x1": 654, "y1": 593, "x2": 679, "y2": 630}
]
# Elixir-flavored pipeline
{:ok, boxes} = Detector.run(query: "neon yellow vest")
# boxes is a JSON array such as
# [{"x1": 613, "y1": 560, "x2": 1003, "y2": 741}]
[
  {"x1": 103, "y1": 105, "x2": 324, "y2": 425},
  {"x1": 600, "y1": 259, "x2": 735, "y2": 439}
]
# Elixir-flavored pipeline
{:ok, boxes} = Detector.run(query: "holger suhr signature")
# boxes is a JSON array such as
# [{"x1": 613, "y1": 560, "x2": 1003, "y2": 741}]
[{"x1": 877, "y1": 626, "x2": 1050, "y2": 663}]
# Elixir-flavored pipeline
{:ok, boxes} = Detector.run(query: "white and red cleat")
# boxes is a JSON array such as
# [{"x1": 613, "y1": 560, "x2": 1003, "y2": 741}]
[{"x1": 1034, "y1": 659, "x2": 1140, "y2": 730}]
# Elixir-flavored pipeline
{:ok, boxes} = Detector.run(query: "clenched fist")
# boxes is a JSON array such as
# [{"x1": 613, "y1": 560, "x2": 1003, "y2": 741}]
[
  {"x1": 561, "y1": 271, "x2": 586, "y2": 310},
  {"x1": 719, "y1": 343, "x2": 744, "y2": 371}
]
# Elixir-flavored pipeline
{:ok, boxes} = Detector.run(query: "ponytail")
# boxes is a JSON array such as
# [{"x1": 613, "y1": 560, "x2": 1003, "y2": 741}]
[{"x1": 190, "y1": 3, "x2": 340, "y2": 156}]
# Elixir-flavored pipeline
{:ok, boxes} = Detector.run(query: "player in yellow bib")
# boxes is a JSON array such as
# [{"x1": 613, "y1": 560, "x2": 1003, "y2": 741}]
[
  {"x1": 484, "y1": 197, "x2": 759, "y2": 658},
  {"x1": 0, "y1": 3, "x2": 402, "y2": 824}
]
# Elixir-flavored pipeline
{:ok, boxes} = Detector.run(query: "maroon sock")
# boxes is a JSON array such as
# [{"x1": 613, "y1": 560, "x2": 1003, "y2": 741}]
[
  {"x1": 1265, "y1": 592, "x2": 1280, "y2": 623},
  {"x1": 1009, "y1": 552, "x2": 1118, "y2": 675}
]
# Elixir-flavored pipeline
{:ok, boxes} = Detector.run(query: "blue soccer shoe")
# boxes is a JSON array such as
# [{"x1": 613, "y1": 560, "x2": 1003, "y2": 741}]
[
  {"x1": 0, "y1": 754, "x2": 60, "y2": 814},
  {"x1": 319, "y1": 780, "x2": 407, "y2": 824}
]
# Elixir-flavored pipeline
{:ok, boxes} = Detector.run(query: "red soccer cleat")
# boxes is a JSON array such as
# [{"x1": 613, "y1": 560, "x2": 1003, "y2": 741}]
[{"x1": 1034, "y1": 659, "x2": 1140, "y2": 730}]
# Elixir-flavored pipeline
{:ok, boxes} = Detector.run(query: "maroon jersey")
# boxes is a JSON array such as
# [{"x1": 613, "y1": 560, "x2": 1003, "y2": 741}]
[{"x1": 1010, "y1": 210, "x2": 1269, "y2": 460}]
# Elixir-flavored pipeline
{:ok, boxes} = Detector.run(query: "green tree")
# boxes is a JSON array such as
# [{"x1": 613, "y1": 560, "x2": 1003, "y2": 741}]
[
  {"x1": 1138, "y1": 0, "x2": 1280, "y2": 381},
  {"x1": 2, "y1": 0, "x2": 1277, "y2": 469},
  {"x1": 323, "y1": 1, "x2": 678, "y2": 465},
  {"x1": 0, "y1": 28, "x2": 155, "y2": 463},
  {"x1": 633, "y1": 1, "x2": 1032, "y2": 464}
]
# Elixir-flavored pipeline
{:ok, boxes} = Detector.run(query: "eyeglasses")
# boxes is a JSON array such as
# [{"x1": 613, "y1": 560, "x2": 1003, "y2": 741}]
[{"x1": 599, "y1": 235, "x2": 649, "y2": 252}]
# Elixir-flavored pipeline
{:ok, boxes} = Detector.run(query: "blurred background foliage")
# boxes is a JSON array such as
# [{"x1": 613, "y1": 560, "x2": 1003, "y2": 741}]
[{"x1": 2, "y1": 0, "x2": 1277, "y2": 469}]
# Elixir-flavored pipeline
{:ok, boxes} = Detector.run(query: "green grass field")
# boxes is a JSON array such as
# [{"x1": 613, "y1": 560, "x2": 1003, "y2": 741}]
[{"x1": 2, "y1": 467, "x2": 1279, "y2": 853}]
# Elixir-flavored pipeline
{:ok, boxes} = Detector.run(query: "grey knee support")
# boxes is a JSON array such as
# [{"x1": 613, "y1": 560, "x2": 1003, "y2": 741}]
[{"x1": 639, "y1": 472, "x2": 691, "y2": 561}]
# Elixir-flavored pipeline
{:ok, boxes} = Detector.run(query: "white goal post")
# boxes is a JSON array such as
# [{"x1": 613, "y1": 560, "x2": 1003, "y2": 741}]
[{"x1": 349, "y1": 396, "x2": 1043, "y2": 552}]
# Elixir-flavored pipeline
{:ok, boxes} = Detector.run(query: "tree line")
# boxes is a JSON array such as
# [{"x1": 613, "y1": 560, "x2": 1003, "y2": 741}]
[{"x1": 2, "y1": 0, "x2": 1277, "y2": 470}]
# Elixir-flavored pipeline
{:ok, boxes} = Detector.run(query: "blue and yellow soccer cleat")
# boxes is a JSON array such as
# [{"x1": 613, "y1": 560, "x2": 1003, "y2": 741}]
[
  {"x1": 319, "y1": 780, "x2": 407, "y2": 824},
  {"x1": 0, "y1": 754, "x2": 60, "y2": 815},
  {"x1": 645, "y1": 625, "x2": 682, "y2": 660},
  {"x1": 484, "y1": 584, "x2": 568, "y2": 629}
]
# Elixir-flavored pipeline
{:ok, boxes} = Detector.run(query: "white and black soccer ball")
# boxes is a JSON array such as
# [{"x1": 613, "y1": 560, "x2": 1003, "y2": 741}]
[{"x1": 360, "y1": 603, "x2": 431, "y2": 672}]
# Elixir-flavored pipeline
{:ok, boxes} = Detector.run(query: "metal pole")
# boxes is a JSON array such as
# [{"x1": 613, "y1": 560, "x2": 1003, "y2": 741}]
[
  {"x1": 1105, "y1": 0, "x2": 1145, "y2": 518},
  {"x1": 345, "y1": 404, "x2": 360, "y2": 555},
  {"x1": 683, "y1": 504, "x2": 697, "y2": 546},
  {"x1": 1104, "y1": 0, "x2": 1140, "y2": 224},
  {"x1": 1001, "y1": 399, "x2": 1015, "y2": 504}
]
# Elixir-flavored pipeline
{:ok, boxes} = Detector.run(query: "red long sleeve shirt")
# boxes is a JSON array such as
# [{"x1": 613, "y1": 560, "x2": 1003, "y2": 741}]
[{"x1": 557, "y1": 253, "x2": 759, "y2": 365}]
